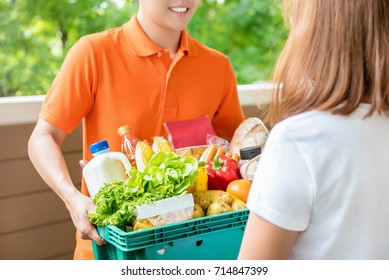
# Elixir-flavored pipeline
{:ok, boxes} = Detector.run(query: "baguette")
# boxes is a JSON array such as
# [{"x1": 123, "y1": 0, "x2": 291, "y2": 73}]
[{"x1": 229, "y1": 117, "x2": 269, "y2": 155}]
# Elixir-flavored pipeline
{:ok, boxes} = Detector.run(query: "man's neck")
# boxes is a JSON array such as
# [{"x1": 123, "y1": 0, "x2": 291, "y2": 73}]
[{"x1": 136, "y1": 15, "x2": 182, "y2": 58}]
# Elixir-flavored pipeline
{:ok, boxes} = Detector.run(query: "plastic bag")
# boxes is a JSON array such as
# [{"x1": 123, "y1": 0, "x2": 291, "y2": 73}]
[
  {"x1": 206, "y1": 134, "x2": 230, "y2": 151},
  {"x1": 135, "y1": 194, "x2": 194, "y2": 228}
]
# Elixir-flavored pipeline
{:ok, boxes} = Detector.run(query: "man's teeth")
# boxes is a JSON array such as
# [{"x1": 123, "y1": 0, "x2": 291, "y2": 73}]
[{"x1": 169, "y1": 7, "x2": 188, "y2": 13}]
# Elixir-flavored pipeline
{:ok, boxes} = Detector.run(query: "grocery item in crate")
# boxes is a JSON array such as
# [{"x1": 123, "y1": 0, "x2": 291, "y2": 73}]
[
  {"x1": 163, "y1": 115, "x2": 216, "y2": 149},
  {"x1": 135, "y1": 137, "x2": 175, "y2": 172},
  {"x1": 205, "y1": 133, "x2": 230, "y2": 151},
  {"x1": 229, "y1": 117, "x2": 269, "y2": 156},
  {"x1": 239, "y1": 145, "x2": 262, "y2": 181},
  {"x1": 187, "y1": 165, "x2": 208, "y2": 193},
  {"x1": 192, "y1": 190, "x2": 247, "y2": 216},
  {"x1": 82, "y1": 140, "x2": 132, "y2": 198},
  {"x1": 134, "y1": 140, "x2": 154, "y2": 172},
  {"x1": 134, "y1": 194, "x2": 194, "y2": 229},
  {"x1": 88, "y1": 152, "x2": 199, "y2": 228},
  {"x1": 205, "y1": 155, "x2": 242, "y2": 191},
  {"x1": 175, "y1": 145, "x2": 208, "y2": 160},
  {"x1": 199, "y1": 144, "x2": 240, "y2": 163},
  {"x1": 226, "y1": 179, "x2": 252, "y2": 203},
  {"x1": 239, "y1": 145, "x2": 261, "y2": 162},
  {"x1": 117, "y1": 124, "x2": 139, "y2": 167},
  {"x1": 152, "y1": 136, "x2": 175, "y2": 153}
]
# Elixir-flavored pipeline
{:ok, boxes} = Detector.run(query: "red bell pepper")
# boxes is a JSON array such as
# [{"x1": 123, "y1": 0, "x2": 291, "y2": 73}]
[{"x1": 206, "y1": 155, "x2": 241, "y2": 191}]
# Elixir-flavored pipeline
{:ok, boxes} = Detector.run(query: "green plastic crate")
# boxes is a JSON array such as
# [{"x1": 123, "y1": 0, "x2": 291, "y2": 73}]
[{"x1": 92, "y1": 209, "x2": 249, "y2": 260}]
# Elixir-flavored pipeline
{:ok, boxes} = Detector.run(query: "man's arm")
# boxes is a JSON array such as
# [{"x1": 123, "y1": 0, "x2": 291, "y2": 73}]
[{"x1": 28, "y1": 118, "x2": 105, "y2": 245}]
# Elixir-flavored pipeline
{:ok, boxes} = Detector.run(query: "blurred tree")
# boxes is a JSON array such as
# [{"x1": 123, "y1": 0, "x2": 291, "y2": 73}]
[
  {"x1": 0, "y1": 0, "x2": 137, "y2": 96},
  {"x1": 0, "y1": 0, "x2": 286, "y2": 97},
  {"x1": 190, "y1": 0, "x2": 287, "y2": 84}
]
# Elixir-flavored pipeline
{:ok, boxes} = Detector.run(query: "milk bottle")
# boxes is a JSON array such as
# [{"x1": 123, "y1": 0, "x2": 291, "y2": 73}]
[{"x1": 82, "y1": 140, "x2": 132, "y2": 198}]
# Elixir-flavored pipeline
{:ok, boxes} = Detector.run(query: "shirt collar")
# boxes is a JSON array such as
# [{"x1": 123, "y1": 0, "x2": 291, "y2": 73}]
[{"x1": 123, "y1": 15, "x2": 198, "y2": 57}]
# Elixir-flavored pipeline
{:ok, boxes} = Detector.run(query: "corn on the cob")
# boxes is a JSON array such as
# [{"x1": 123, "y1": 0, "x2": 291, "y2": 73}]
[
  {"x1": 152, "y1": 136, "x2": 175, "y2": 153},
  {"x1": 135, "y1": 140, "x2": 154, "y2": 172}
]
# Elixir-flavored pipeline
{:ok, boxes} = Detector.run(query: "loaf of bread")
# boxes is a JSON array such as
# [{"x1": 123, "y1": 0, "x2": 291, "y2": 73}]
[{"x1": 229, "y1": 117, "x2": 269, "y2": 156}]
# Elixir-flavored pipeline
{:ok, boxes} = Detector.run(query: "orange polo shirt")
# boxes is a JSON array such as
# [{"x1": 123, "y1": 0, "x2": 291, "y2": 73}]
[{"x1": 40, "y1": 15, "x2": 245, "y2": 259}]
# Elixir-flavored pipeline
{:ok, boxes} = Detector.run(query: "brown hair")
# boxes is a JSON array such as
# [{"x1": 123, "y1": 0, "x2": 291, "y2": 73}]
[{"x1": 267, "y1": 0, "x2": 389, "y2": 126}]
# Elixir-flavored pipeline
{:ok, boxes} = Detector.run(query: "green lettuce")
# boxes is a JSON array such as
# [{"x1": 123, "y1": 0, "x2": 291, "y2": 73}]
[{"x1": 88, "y1": 152, "x2": 198, "y2": 227}]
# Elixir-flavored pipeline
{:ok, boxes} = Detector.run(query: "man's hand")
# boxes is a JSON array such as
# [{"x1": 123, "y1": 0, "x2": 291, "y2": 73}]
[{"x1": 66, "y1": 191, "x2": 106, "y2": 246}]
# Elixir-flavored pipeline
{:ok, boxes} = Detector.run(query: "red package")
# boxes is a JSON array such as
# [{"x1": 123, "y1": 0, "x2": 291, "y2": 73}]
[{"x1": 164, "y1": 115, "x2": 217, "y2": 149}]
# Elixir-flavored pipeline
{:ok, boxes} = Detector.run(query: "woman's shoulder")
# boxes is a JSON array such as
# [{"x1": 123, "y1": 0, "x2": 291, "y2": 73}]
[
  {"x1": 275, "y1": 110, "x2": 333, "y2": 132},
  {"x1": 268, "y1": 110, "x2": 344, "y2": 146}
]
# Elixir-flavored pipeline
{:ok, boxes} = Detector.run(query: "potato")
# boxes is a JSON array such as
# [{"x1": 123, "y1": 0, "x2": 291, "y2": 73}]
[
  {"x1": 192, "y1": 204, "x2": 205, "y2": 218},
  {"x1": 209, "y1": 190, "x2": 233, "y2": 205},
  {"x1": 192, "y1": 192, "x2": 212, "y2": 211},
  {"x1": 206, "y1": 201, "x2": 232, "y2": 216},
  {"x1": 192, "y1": 190, "x2": 233, "y2": 211},
  {"x1": 231, "y1": 196, "x2": 247, "y2": 210}
]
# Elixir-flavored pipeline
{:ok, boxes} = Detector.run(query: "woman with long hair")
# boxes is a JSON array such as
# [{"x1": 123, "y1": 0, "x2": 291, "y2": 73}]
[{"x1": 238, "y1": 0, "x2": 389, "y2": 259}]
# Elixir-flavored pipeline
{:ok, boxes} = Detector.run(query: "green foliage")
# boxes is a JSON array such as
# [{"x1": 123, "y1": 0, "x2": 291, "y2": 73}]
[
  {"x1": 0, "y1": 0, "x2": 286, "y2": 97},
  {"x1": 190, "y1": 0, "x2": 287, "y2": 83}
]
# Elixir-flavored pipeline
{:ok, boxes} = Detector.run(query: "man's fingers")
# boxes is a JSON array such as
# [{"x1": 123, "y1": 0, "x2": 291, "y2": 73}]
[
  {"x1": 90, "y1": 229, "x2": 106, "y2": 246},
  {"x1": 79, "y1": 159, "x2": 87, "y2": 169}
]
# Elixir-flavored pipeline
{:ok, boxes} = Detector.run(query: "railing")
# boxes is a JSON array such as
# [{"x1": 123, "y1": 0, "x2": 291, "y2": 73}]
[{"x1": 0, "y1": 82, "x2": 273, "y2": 126}]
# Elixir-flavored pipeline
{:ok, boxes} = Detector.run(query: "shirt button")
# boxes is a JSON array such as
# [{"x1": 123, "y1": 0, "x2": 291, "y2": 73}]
[{"x1": 157, "y1": 52, "x2": 162, "y2": 58}]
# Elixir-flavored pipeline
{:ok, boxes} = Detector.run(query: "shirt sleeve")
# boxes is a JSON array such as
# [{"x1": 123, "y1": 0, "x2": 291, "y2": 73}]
[
  {"x1": 211, "y1": 58, "x2": 245, "y2": 140},
  {"x1": 246, "y1": 123, "x2": 314, "y2": 231},
  {"x1": 40, "y1": 36, "x2": 98, "y2": 134}
]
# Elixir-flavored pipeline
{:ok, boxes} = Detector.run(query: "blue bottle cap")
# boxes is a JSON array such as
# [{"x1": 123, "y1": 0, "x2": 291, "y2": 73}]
[{"x1": 90, "y1": 140, "x2": 109, "y2": 155}]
